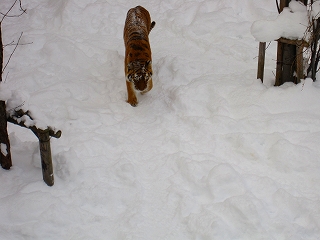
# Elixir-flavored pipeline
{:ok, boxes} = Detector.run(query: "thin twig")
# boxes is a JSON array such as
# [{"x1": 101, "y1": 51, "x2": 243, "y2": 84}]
[
  {"x1": 7, "y1": 101, "x2": 25, "y2": 114},
  {"x1": 0, "y1": 10, "x2": 26, "y2": 19},
  {"x1": 3, "y1": 40, "x2": 14, "y2": 47},
  {"x1": 253, "y1": 42, "x2": 272, "y2": 60},
  {"x1": 265, "y1": 42, "x2": 272, "y2": 50},
  {"x1": 3, "y1": 72, "x2": 9, "y2": 83},
  {"x1": 19, "y1": 0, "x2": 26, "y2": 13},
  {"x1": 0, "y1": 0, "x2": 26, "y2": 22},
  {"x1": 0, "y1": 0, "x2": 18, "y2": 22},
  {"x1": 4, "y1": 41, "x2": 33, "y2": 47},
  {"x1": 2, "y1": 32, "x2": 23, "y2": 74}
]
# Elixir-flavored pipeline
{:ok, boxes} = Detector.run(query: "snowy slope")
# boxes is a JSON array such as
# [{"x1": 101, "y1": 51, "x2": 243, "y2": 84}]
[{"x1": 1, "y1": 0, "x2": 320, "y2": 239}]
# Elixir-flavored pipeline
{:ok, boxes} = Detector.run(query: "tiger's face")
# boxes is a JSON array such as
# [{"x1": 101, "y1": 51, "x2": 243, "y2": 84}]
[{"x1": 126, "y1": 60, "x2": 153, "y2": 93}]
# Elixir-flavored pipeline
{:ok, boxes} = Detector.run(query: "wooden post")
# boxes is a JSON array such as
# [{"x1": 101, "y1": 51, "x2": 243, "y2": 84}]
[
  {"x1": 282, "y1": 43, "x2": 296, "y2": 84},
  {"x1": 280, "y1": 0, "x2": 288, "y2": 12},
  {"x1": 7, "y1": 110, "x2": 61, "y2": 186},
  {"x1": 275, "y1": 0, "x2": 287, "y2": 86},
  {"x1": 275, "y1": 41, "x2": 284, "y2": 86},
  {"x1": 275, "y1": 0, "x2": 296, "y2": 86},
  {"x1": 37, "y1": 129, "x2": 54, "y2": 186},
  {"x1": 274, "y1": 0, "x2": 308, "y2": 86},
  {"x1": 296, "y1": 43, "x2": 304, "y2": 83},
  {"x1": 257, "y1": 42, "x2": 266, "y2": 82},
  {"x1": 275, "y1": 38, "x2": 308, "y2": 85}
]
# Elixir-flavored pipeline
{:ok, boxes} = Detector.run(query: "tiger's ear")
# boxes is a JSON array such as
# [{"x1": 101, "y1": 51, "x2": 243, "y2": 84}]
[
  {"x1": 150, "y1": 21, "x2": 156, "y2": 32},
  {"x1": 145, "y1": 60, "x2": 152, "y2": 68}
]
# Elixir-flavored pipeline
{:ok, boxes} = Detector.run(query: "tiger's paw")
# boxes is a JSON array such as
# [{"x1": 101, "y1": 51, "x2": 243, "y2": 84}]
[{"x1": 127, "y1": 99, "x2": 138, "y2": 107}]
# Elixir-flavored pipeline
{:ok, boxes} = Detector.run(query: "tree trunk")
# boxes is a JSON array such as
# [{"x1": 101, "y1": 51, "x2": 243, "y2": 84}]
[
  {"x1": 0, "y1": 23, "x2": 12, "y2": 169},
  {"x1": 307, "y1": 16, "x2": 320, "y2": 81}
]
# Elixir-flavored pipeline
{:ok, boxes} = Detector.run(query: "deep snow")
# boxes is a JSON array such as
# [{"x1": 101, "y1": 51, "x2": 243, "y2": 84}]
[{"x1": 1, "y1": 0, "x2": 320, "y2": 239}]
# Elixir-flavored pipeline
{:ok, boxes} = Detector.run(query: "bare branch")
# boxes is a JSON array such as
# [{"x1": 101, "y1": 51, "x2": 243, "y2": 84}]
[
  {"x1": 0, "y1": 0, "x2": 18, "y2": 22},
  {"x1": 4, "y1": 41, "x2": 32, "y2": 47},
  {"x1": 19, "y1": 0, "x2": 26, "y2": 13},
  {"x1": 2, "y1": 32, "x2": 23, "y2": 74},
  {"x1": 0, "y1": 0, "x2": 26, "y2": 22},
  {"x1": 3, "y1": 72, "x2": 9, "y2": 83},
  {"x1": 3, "y1": 40, "x2": 14, "y2": 47}
]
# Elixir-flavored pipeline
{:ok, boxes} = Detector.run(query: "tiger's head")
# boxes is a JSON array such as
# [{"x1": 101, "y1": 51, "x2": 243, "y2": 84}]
[{"x1": 126, "y1": 60, "x2": 153, "y2": 92}]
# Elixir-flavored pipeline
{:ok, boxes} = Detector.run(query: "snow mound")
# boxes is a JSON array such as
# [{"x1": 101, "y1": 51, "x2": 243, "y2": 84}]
[{"x1": 251, "y1": 1, "x2": 309, "y2": 42}]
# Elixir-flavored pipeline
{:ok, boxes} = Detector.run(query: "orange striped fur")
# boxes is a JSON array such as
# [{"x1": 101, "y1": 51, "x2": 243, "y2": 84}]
[{"x1": 124, "y1": 6, "x2": 155, "y2": 106}]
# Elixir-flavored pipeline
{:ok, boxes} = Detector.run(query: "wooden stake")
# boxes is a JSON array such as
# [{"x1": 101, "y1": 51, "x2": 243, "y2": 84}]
[
  {"x1": 279, "y1": 0, "x2": 288, "y2": 12},
  {"x1": 7, "y1": 110, "x2": 61, "y2": 186},
  {"x1": 257, "y1": 42, "x2": 266, "y2": 82},
  {"x1": 275, "y1": 41, "x2": 284, "y2": 86},
  {"x1": 296, "y1": 43, "x2": 304, "y2": 83},
  {"x1": 37, "y1": 129, "x2": 54, "y2": 186}
]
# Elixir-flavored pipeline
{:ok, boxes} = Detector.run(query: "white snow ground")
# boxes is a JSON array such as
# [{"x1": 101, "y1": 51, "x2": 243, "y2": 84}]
[{"x1": 1, "y1": 0, "x2": 320, "y2": 239}]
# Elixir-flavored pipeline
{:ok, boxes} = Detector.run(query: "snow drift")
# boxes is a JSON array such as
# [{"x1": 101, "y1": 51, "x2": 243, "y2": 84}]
[{"x1": 0, "y1": 0, "x2": 320, "y2": 239}]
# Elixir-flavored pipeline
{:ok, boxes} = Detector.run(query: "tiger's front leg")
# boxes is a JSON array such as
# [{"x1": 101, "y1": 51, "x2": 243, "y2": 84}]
[
  {"x1": 141, "y1": 79, "x2": 153, "y2": 95},
  {"x1": 126, "y1": 81, "x2": 138, "y2": 107}
]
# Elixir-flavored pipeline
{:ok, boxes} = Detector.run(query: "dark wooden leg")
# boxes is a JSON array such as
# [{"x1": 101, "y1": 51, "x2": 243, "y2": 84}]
[
  {"x1": 296, "y1": 44, "x2": 304, "y2": 83},
  {"x1": 257, "y1": 42, "x2": 266, "y2": 82},
  {"x1": 37, "y1": 129, "x2": 54, "y2": 186},
  {"x1": 275, "y1": 41, "x2": 284, "y2": 86}
]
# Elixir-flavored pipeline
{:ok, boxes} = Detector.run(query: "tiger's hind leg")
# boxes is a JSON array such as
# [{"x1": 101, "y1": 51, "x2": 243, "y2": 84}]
[{"x1": 126, "y1": 81, "x2": 138, "y2": 107}]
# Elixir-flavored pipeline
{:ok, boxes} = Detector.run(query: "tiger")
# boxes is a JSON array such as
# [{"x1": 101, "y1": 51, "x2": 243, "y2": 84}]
[{"x1": 123, "y1": 6, "x2": 155, "y2": 107}]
